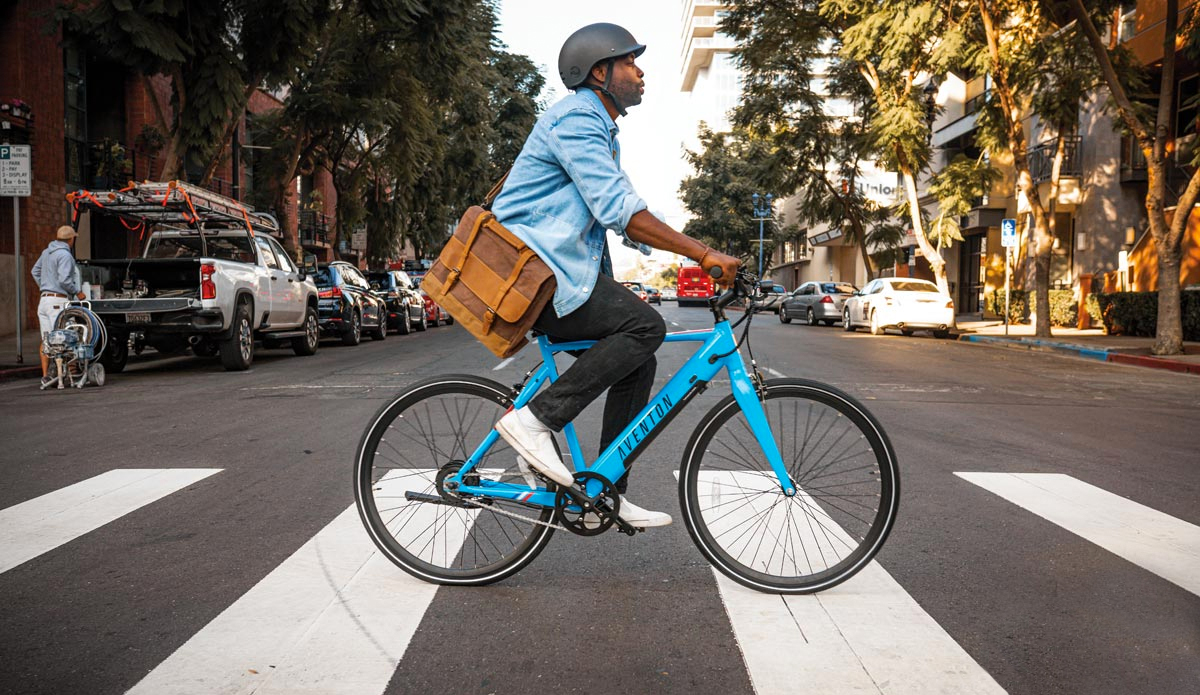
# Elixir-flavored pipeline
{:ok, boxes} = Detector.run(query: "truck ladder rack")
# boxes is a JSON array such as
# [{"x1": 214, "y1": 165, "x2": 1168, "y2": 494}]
[{"x1": 67, "y1": 180, "x2": 279, "y2": 236}]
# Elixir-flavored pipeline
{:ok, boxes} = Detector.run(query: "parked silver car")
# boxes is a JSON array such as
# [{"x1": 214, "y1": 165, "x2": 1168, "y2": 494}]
[{"x1": 779, "y1": 281, "x2": 858, "y2": 326}]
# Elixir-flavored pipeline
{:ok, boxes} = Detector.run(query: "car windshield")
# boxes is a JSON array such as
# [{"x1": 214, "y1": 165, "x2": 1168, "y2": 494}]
[
  {"x1": 891, "y1": 280, "x2": 940, "y2": 292},
  {"x1": 145, "y1": 234, "x2": 255, "y2": 263},
  {"x1": 821, "y1": 283, "x2": 857, "y2": 294},
  {"x1": 623, "y1": 282, "x2": 645, "y2": 291},
  {"x1": 312, "y1": 268, "x2": 334, "y2": 287}
]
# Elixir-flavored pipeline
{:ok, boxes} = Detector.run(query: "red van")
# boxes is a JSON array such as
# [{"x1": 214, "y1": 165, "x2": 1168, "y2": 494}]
[{"x1": 676, "y1": 265, "x2": 715, "y2": 307}]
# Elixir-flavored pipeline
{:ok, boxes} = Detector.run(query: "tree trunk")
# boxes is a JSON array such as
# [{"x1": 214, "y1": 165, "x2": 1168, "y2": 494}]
[
  {"x1": 1153, "y1": 243, "x2": 1183, "y2": 355},
  {"x1": 900, "y1": 168, "x2": 950, "y2": 295},
  {"x1": 200, "y1": 81, "x2": 260, "y2": 188},
  {"x1": 275, "y1": 133, "x2": 306, "y2": 261}
]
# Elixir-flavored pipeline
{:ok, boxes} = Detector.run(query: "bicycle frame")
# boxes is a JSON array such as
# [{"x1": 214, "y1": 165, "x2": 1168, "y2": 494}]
[{"x1": 449, "y1": 319, "x2": 794, "y2": 507}]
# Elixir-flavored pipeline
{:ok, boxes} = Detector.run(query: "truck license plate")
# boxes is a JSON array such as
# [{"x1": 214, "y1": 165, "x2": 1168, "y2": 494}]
[{"x1": 125, "y1": 312, "x2": 151, "y2": 324}]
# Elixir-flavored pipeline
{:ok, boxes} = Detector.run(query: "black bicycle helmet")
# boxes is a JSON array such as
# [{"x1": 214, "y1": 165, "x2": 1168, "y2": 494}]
[{"x1": 558, "y1": 23, "x2": 645, "y2": 115}]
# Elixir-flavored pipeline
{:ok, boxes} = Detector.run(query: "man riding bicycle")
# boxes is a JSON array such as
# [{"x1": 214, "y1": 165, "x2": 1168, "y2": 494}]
[{"x1": 492, "y1": 22, "x2": 740, "y2": 528}]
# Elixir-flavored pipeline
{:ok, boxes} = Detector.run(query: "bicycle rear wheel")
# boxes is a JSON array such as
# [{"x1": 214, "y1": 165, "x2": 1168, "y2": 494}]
[
  {"x1": 680, "y1": 378, "x2": 899, "y2": 594},
  {"x1": 354, "y1": 375, "x2": 556, "y2": 586}
]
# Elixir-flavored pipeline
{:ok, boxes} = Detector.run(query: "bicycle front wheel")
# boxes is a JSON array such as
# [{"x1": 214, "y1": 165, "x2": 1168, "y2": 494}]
[
  {"x1": 354, "y1": 375, "x2": 556, "y2": 586},
  {"x1": 680, "y1": 379, "x2": 899, "y2": 594}
]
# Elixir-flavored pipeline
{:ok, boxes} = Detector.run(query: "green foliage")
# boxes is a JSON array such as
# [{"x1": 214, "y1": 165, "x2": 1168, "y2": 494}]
[
  {"x1": 988, "y1": 289, "x2": 1078, "y2": 327},
  {"x1": 1084, "y1": 293, "x2": 1103, "y2": 325},
  {"x1": 988, "y1": 289, "x2": 1028, "y2": 324},
  {"x1": 678, "y1": 125, "x2": 778, "y2": 262},
  {"x1": 1096, "y1": 291, "x2": 1200, "y2": 340}
]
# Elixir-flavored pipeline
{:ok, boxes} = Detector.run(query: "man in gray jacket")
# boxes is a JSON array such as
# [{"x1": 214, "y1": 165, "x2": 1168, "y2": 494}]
[{"x1": 31, "y1": 226, "x2": 85, "y2": 377}]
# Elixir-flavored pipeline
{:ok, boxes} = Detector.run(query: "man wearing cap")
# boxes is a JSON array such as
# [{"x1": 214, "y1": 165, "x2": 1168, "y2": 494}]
[
  {"x1": 31, "y1": 226, "x2": 86, "y2": 377},
  {"x1": 490, "y1": 23, "x2": 740, "y2": 528}
]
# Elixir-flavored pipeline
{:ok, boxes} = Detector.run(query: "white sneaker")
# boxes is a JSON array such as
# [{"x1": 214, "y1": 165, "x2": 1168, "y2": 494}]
[
  {"x1": 495, "y1": 407, "x2": 574, "y2": 487},
  {"x1": 618, "y1": 497, "x2": 672, "y2": 528}
]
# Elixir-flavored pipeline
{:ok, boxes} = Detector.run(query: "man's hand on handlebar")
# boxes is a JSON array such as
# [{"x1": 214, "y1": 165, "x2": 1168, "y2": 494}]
[{"x1": 701, "y1": 250, "x2": 740, "y2": 288}]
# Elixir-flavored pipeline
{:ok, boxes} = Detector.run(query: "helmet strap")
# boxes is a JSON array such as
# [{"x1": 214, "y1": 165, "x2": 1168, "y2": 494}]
[{"x1": 592, "y1": 58, "x2": 627, "y2": 117}]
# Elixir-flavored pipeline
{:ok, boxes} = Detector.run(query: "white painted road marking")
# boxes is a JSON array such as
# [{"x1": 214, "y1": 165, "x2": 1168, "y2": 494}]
[
  {"x1": 493, "y1": 356, "x2": 516, "y2": 371},
  {"x1": 957, "y1": 472, "x2": 1200, "y2": 597},
  {"x1": 128, "y1": 471, "x2": 466, "y2": 695},
  {"x1": 0, "y1": 468, "x2": 221, "y2": 574},
  {"x1": 679, "y1": 471, "x2": 1005, "y2": 694},
  {"x1": 764, "y1": 367, "x2": 785, "y2": 378}
]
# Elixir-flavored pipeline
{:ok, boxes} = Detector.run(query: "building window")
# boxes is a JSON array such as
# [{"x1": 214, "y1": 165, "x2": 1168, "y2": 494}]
[
  {"x1": 64, "y1": 42, "x2": 88, "y2": 187},
  {"x1": 1118, "y1": 2, "x2": 1137, "y2": 42}
]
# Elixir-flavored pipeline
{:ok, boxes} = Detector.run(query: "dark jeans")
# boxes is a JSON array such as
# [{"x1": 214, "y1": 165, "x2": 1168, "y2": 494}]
[{"x1": 528, "y1": 274, "x2": 665, "y2": 493}]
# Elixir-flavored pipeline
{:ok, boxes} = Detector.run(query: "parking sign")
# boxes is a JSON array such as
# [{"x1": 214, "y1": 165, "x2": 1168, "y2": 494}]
[
  {"x1": 1001, "y1": 218, "x2": 1018, "y2": 248},
  {"x1": 0, "y1": 145, "x2": 32, "y2": 197}
]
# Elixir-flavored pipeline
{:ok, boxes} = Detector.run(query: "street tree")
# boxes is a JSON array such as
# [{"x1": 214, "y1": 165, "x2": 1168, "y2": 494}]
[
  {"x1": 1064, "y1": 0, "x2": 1200, "y2": 355},
  {"x1": 678, "y1": 125, "x2": 786, "y2": 264},
  {"x1": 821, "y1": 0, "x2": 973, "y2": 296},
  {"x1": 58, "y1": 0, "x2": 330, "y2": 181},
  {"x1": 722, "y1": 0, "x2": 890, "y2": 281}
]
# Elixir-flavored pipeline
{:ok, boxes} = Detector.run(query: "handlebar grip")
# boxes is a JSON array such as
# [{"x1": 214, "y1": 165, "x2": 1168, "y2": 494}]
[{"x1": 708, "y1": 266, "x2": 723, "y2": 279}]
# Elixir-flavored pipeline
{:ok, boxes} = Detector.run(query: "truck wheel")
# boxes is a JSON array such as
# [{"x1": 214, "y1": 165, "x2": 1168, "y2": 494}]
[
  {"x1": 220, "y1": 303, "x2": 255, "y2": 370},
  {"x1": 100, "y1": 331, "x2": 129, "y2": 373},
  {"x1": 341, "y1": 310, "x2": 362, "y2": 346},
  {"x1": 292, "y1": 306, "x2": 320, "y2": 356}
]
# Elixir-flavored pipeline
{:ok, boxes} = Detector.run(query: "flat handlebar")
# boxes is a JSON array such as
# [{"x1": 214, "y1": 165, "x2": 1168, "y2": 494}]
[{"x1": 711, "y1": 268, "x2": 756, "y2": 312}]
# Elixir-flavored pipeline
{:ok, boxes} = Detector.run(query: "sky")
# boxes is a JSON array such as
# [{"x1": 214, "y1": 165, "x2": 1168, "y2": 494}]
[{"x1": 495, "y1": 0, "x2": 698, "y2": 272}]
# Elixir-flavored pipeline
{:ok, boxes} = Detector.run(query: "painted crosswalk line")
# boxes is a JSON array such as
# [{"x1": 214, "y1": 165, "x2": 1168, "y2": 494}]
[
  {"x1": 957, "y1": 472, "x2": 1200, "y2": 597},
  {"x1": 0, "y1": 468, "x2": 222, "y2": 574},
  {"x1": 127, "y1": 470, "x2": 472, "y2": 695},
  {"x1": 678, "y1": 470, "x2": 1005, "y2": 694}
]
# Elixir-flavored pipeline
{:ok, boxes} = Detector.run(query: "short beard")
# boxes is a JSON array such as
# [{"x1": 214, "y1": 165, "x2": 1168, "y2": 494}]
[{"x1": 609, "y1": 78, "x2": 643, "y2": 112}]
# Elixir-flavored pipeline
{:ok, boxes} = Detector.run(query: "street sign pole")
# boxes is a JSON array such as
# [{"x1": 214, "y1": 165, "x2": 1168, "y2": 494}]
[
  {"x1": 1000, "y1": 217, "x2": 1017, "y2": 337},
  {"x1": 1, "y1": 144, "x2": 33, "y2": 364}
]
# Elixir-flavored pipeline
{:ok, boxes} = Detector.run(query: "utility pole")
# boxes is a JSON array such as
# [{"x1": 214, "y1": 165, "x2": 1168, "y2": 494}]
[{"x1": 751, "y1": 192, "x2": 773, "y2": 278}]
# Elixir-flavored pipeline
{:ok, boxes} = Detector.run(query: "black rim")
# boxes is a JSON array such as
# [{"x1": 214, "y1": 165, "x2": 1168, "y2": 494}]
[{"x1": 683, "y1": 383, "x2": 898, "y2": 592}]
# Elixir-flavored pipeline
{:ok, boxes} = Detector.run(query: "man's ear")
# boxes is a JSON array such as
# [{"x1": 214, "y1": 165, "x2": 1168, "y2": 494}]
[{"x1": 589, "y1": 62, "x2": 608, "y2": 84}]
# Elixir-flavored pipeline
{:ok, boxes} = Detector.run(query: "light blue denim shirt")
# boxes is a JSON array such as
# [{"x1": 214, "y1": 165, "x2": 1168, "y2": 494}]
[{"x1": 492, "y1": 88, "x2": 650, "y2": 317}]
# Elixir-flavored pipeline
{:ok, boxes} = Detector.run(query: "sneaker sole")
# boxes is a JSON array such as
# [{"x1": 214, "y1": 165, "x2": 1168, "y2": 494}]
[{"x1": 495, "y1": 419, "x2": 575, "y2": 487}]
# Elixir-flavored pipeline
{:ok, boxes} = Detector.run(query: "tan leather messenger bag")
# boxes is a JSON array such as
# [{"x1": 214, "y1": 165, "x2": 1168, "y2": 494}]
[{"x1": 421, "y1": 174, "x2": 557, "y2": 358}]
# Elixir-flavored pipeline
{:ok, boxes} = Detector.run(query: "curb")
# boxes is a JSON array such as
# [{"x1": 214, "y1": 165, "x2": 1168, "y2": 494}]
[{"x1": 957, "y1": 334, "x2": 1199, "y2": 375}]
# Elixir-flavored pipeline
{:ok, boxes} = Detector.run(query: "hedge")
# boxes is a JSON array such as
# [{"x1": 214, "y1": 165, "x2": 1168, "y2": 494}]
[
  {"x1": 1095, "y1": 291, "x2": 1200, "y2": 340},
  {"x1": 987, "y1": 289, "x2": 1077, "y2": 326}
]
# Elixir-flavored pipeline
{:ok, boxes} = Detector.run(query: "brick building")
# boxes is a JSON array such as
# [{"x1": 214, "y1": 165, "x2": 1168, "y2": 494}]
[{"x1": 0, "y1": 0, "x2": 342, "y2": 338}]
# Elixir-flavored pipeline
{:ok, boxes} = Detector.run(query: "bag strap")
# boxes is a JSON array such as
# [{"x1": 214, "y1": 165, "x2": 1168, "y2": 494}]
[
  {"x1": 481, "y1": 248, "x2": 538, "y2": 334},
  {"x1": 481, "y1": 169, "x2": 511, "y2": 211},
  {"x1": 446, "y1": 211, "x2": 491, "y2": 289}
]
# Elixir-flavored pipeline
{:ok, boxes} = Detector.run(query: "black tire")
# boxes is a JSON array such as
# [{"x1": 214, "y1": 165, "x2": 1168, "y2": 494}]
[
  {"x1": 779, "y1": 307, "x2": 792, "y2": 324},
  {"x1": 679, "y1": 379, "x2": 899, "y2": 594},
  {"x1": 869, "y1": 310, "x2": 884, "y2": 335},
  {"x1": 822, "y1": 320, "x2": 836, "y2": 326},
  {"x1": 807, "y1": 308, "x2": 818, "y2": 326},
  {"x1": 901, "y1": 328, "x2": 915, "y2": 337},
  {"x1": 292, "y1": 306, "x2": 320, "y2": 356},
  {"x1": 842, "y1": 309, "x2": 855, "y2": 332},
  {"x1": 341, "y1": 310, "x2": 362, "y2": 346},
  {"x1": 100, "y1": 331, "x2": 129, "y2": 373},
  {"x1": 933, "y1": 329, "x2": 950, "y2": 339},
  {"x1": 397, "y1": 308, "x2": 412, "y2": 335},
  {"x1": 354, "y1": 375, "x2": 557, "y2": 586},
  {"x1": 414, "y1": 312, "x2": 428, "y2": 332},
  {"x1": 219, "y1": 302, "x2": 255, "y2": 371},
  {"x1": 370, "y1": 310, "x2": 387, "y2": 341},
  {"x1": 445, "y1": 313, "x2": 454, "y2": 325}
]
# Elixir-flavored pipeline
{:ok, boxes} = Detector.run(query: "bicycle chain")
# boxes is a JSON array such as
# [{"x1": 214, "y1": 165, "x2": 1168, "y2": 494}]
[{"x1": 445, "y1": 487, "x2": 568, "y2": 532}]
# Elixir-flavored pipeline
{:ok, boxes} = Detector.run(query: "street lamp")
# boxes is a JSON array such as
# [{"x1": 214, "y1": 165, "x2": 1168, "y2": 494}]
[{"x1": 751, "y1": 192, "x2": 773, "y2": 278}]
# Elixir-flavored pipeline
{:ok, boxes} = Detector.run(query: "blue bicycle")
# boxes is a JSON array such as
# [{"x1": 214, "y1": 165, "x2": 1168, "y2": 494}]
[{"x1": 354, "y1": 270, "x2": 899, "y2": 593}]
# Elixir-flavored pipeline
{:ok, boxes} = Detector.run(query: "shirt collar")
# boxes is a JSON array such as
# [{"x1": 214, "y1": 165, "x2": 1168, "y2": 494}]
[{"x1": 576, "y1": 87, "x2": 619, "y2": 135}]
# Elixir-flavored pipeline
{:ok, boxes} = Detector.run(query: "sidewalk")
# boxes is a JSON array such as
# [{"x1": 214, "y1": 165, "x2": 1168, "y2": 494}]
[
  {"x1": 0, "y1": 329, "x2": 43, "y2": 381},
  {"x1": 955, "y1": 319, "x2": 1200, "y2": 376}
]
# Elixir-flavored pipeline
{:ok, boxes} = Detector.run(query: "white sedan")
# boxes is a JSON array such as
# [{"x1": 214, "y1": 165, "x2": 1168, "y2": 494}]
[{"x1": 842, "y1": 277, "x2": 955, "y2": 338}]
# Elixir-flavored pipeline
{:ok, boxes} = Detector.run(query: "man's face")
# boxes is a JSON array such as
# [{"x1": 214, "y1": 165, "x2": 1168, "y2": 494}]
[{"x1": 593, "y1": 53, "x2": 645, "y2": 111}]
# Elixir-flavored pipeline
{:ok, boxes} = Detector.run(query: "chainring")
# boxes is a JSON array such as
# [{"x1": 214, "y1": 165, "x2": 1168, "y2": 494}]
[{"x1": 554, "y1": 470, "x2": 621, "y2": 537}]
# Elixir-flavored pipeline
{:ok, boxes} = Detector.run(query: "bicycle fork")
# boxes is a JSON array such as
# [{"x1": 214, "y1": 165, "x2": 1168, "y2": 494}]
[{"x1": 720, "y1": 350, "x2": 797, "y2": 497}]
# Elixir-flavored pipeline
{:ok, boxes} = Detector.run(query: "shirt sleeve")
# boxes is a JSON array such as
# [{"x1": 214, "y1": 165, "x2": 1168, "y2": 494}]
[
  {"x1": 546, "y1": 109, "x2": 647, "y2": 234},
  {"x1": 31, "y1": 252, "x2": 43, "y2": 285}
]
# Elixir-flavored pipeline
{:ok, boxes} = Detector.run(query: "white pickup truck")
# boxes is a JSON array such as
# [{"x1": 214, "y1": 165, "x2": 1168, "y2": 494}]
[{"x1": 80, "y1": 229, "x2": 320, "y2": 371}]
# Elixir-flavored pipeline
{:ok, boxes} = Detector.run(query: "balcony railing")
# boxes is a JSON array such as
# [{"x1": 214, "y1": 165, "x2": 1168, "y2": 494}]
[
  {"x1": 299, "y1": 210, "x2": 332, "y2": 246},
  {"x1": 1028, "y1": 136, "x2": 1082, "y2": 183},
  {"x1": 964, "y1": 91, "x2": 990, "y2": 116}
]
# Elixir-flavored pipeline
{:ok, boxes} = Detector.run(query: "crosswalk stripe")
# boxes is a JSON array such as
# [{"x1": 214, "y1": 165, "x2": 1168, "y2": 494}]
[
  {"x1": 127, "y1": 471, "x2": 465, "y2": 695},
  {"x1": 956, "y1": 472, "x2": 1200, "y2": 597},
  {"x1": 0, "y1": 468, "x2": 221, "y2": 574},
  {"x1": 678, "y1": 471, "x2": 1006, "y2": 694}
]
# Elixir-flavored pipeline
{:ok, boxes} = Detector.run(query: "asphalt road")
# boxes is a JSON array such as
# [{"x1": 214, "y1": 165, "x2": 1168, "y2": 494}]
[{"x1": 1, "y1": 303, "x2": 1197, "y2": 695}]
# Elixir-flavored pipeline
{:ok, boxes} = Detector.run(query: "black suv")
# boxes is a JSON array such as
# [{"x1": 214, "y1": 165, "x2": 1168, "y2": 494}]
[
  {"x1": 314, "y1": 262, "x2": 387, "y2": 345},
  {"x1": 368, "y1": 269, "x2": 427, "y2": 334}
]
